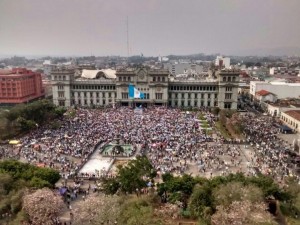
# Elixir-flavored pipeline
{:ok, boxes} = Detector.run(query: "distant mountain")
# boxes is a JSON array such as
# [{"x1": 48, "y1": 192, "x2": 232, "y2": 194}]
[{"x1": 228, "y1": 47, "x2": 300, "y2": 57}]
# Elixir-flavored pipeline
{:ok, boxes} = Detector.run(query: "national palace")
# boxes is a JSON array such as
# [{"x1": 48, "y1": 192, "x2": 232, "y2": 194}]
[{"x1": 51, "y1": 67, "x2": 239, "y2": 109}]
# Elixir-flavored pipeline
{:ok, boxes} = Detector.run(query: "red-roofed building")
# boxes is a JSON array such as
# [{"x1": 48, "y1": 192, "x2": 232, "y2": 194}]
[
  {"x1": 0, "y1": 68, "x2": 45, "y2": 104},
  {"x1": 255, "y1": 89, "x2": 277, "y2": 103},
  {"x1": 281, "y1": 110, "x2": 300, "y2": 133}
]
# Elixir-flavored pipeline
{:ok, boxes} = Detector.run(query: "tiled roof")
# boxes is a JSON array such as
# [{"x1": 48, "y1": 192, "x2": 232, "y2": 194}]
[
  {"x1": 284, "y1": 110, "x2": 300, "y2": 121},
  {"x1": 256, "y1": 90, "x2": 274, "y2": 96}
]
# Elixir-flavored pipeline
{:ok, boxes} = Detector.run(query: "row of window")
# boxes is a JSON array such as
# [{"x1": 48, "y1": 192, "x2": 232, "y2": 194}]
[
  {"x1": 63, "y1": 92, "x2": 223, "y2": 100},
  {"x1": 118, "y1": 76, "x2": 131, "y2": 82},
  {"x1": 170, "y1": 100, "x2": 218, "y2": 107},
  {"x1": 60, "y1": 85, "x2": 233, "y2": 92},
  {"x1": 72, "y1": 98, "x2": 113, "y2": 105},
  {"x1": 0, "y1": 77, "x2": 33, "y2": 81},
  {"x1": 225, "y1": 87, "x2": 233, "y2": 92},
  {"x1": 71, "y1": 85, "x2": 115, "y2": 90},
  {"x1": 118, "y1": 76, "x2": 167, "y2": 82},
  {"x1": 222, "y1": 76, "x2": 236, "y2": 82},
  {"x1": 53, "y1": 75, "x2": 66, "y2": 81},
  {"x1": 71, "y1": 92, "x2": 116, "y2": 98},
  {"x1": 153, "y1": 77, "x2": 166, "y2": 82},
  {"x1": 121, "y1": 93, "x2": 155, "y2": 100},
  {"x1": 1, "y1": 83, "x2": 17, "y2": 86},
  {"x1": 169, "y1": 86, "x2": 217, "y2": 91},
  {"x1": 224, "y1": 103, "x2": 232, "y2": 109},
  {"x1": 1, "y1": 88, "x2": 17, "y2": 91},
  {"x1": 281, "y1": 116, "x2": 299, "y2": 129},
  {"x1": 172, "y1": 93, "x2": 218, "y2": 99}
]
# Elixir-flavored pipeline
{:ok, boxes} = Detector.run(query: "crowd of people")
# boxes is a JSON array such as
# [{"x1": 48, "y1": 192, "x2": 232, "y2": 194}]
[
  {"x1": 0, "y1": 107, "x2": 215, "y2": 177},
  {"x1": 242, "y1": 114, "x2": 299, "y2": 181},
  {"x1": 0, "y1": 106, "x2": 299, "y2": 182}
]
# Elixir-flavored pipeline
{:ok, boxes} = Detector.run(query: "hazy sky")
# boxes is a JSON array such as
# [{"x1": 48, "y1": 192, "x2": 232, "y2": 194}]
[{"x1": 0, "y1": 0, "x2": 299, "y2": 57}]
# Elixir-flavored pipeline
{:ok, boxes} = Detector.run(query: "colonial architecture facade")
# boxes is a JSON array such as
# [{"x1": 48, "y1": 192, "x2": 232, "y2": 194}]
[{"x1": 51, "y1": 67, "x2": 239, "y2": 109}]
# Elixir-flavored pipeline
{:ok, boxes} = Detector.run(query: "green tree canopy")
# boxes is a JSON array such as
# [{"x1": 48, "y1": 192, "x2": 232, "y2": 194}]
[{"x1": 103, "y1": 156, "x2": 156, "y2": 194}]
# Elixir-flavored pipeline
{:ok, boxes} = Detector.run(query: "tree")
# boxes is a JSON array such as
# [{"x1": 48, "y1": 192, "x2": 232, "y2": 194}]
[
  {"x1": 2, "y1": 99, "x2": 66, "y2": 137},
  {"x1": 158, "y1": 173, "x2": 196, "y2": 205},
  {"x1": 188, "y1": 184, "x2": 214, "y2": 219},
  {"x1": 212, "y1": 107, "x2": 220, "y2": 115},
  {"x1": 211, "y1": 200, "x2": 276, "y2": 225},
  {"x1": 103, "y1": 156, "x2": 156, "y2": 194},
  {"x1": 0, "y1": 173, "x2": 14, "y2": 195},
  {"x1": 23, "y1": 188, "x2": 65, "y2": 225},
  {"x1": 0, "y1": 160, "x2": 60, "y2": 187},
  {"x1": 72, "y1": 194, "x2": 120, "y2": 225},
  {"x1": 118, "y1": 197, "x2": 163, "y2": 225},
  {"x1": 213, "y1": 182, "x2": 263, "y2": 208}
]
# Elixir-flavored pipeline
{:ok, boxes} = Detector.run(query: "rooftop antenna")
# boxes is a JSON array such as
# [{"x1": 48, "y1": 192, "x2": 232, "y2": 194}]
[{"x1": 127, "y1": 16, "x2": 129, "y2": 58}]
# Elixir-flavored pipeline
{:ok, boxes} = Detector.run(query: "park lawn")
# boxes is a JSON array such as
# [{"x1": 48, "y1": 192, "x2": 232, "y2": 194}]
[{"x1": 215, "y1": 121, "x2": 231, "y2": 139}]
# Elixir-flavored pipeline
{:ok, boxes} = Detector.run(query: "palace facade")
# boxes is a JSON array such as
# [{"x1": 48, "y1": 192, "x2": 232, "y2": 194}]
[{"x1": 51, "y1": 67, "x2": 239, "y2": 109}]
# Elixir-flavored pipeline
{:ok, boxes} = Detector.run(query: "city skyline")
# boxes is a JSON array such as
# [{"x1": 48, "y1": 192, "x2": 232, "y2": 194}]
[{"x1": 1, "y1": 0, "x2": 300, "y2": 57}]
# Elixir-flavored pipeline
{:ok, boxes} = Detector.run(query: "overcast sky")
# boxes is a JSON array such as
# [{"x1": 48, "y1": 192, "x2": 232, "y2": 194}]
[{"x1": 0, "y1": 0, "x2": 299, "y2": 57}]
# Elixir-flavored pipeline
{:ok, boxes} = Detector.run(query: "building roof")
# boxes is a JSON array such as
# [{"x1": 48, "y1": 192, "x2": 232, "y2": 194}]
[
  {"x1": 0, "y1": 69, "x2": 12, "y2": 75},
  {"x1": 256, "y1": 90, "x2": 275, "y2": 96},
  {"x1": 284, "y1": 110, "x2": 300, "y2": 121},
  {"x1": 81, "y1": 69, "x2": 116, "y2": 79}
]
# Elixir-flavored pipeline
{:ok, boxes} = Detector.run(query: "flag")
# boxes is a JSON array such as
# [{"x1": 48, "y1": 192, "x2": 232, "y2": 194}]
[{"x1": 129, "y1": 84, "x2": 145, "y2": 99}]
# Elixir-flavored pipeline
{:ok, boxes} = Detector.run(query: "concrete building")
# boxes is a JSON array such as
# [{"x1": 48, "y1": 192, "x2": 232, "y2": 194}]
[
  {"x1": 43, "y1": 60, "x2": 57, "y2": 76},
  {"x1": 255, "y1": 90, "x2": 277, "y2": 103},
  {"x1": 164, "y1": 63, "x2": 203, "y2": 75},
  {"x1": 270, "y1": 67, "x2": 300, "y2": 76},
  {"x1": 215, "y1": 56, "x2": 230, "y2": 69},
  {"x1": 51, "y1": 67, "x2": 239, "y2": 109},
  {"x1": 0, "y1": 68, "x2": 45, "y2": 104},
  {"x1": 250, "y1": 80, "x2": 300, "y2": 100},
  {"x1": 263, "y1": 100, "x2": 300, "y2": 118},
  {"x1": 280, "y1": 110, "x2": 300, "y2": 133}
]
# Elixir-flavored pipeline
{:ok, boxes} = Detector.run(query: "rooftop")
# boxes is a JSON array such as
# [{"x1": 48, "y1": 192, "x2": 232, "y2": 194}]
[
  {"x1": 267, "y1": 99, "x2": 300, "y2": 107},
  {"x1": 284, "y1": 110, "x2": 300, "y2": 121},
  {"x1": 256, "y1": 90, "x2": 275, "y2": 96}
]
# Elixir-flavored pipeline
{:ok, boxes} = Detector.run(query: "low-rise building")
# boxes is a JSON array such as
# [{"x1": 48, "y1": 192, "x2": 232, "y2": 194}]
[
  {"x1": 263, "y1": 100, "x2": 300, "y2": 117},
  {"x1": 270, "y1": 67, "x2": 300, "y2": 76},
  {"x1": 255, "y1": 90, "x2": 277, "y2": 103},
  {"x1": 0, "y1": 68, "x2": 45, "y2": 104},
  {"x1": 280, "y1": 110, "x2": 300, "y2": 133},
  {"x1": 250, "y1": 80, "x2": 300, "y2": 99}
]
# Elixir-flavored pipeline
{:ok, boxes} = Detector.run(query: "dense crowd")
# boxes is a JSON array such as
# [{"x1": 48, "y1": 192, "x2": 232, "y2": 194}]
[
  {"x1": 242, "y1": 114, "x2": 299, "y2": 181},
  {"x1": 0, "y1": 107, "x2": 299, "y2": 182}
]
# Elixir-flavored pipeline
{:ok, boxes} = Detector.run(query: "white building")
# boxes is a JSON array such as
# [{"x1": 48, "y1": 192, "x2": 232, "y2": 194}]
[
  {"x1": 250, "y1": 81, "x2": 300, "y2": 99},
  {"x1": 263, "y1": 101, "x2": 300, "y2": 118},
  {"x1": 215, "y1": 56, "x2": 230, "y2": 69},
  {"x1": 280, "y1": 110, "x2": 300, "y2": 133},
  {"x1": 51, "y1": 67, "x2": 239, "y2": 110},
  {"x1": 255, "y1": 90, "x2": 277, "y2": 103},
  {"x1": 164, "y1": 63, "x2": 203, "y2": 75}
]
